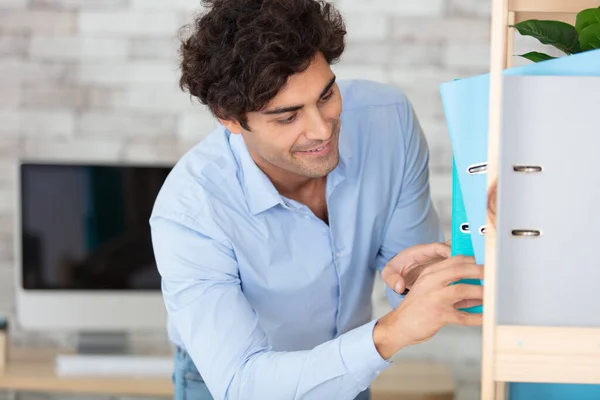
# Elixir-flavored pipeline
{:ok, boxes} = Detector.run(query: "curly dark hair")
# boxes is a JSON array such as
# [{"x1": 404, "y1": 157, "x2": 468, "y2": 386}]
[{"x1": 178, "y1": 0, "x2": 346, "y2": 130}]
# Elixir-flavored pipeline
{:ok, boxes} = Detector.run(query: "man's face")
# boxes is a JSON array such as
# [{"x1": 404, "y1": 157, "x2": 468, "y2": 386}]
[{"x1": 227, "y1": 53, "x2": 342, "y2": 180}]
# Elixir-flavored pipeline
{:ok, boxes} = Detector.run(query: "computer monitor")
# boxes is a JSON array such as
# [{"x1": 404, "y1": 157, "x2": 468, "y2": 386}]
[{"x1": 15, "y1": 161, "x2": 171, "y2": 334}]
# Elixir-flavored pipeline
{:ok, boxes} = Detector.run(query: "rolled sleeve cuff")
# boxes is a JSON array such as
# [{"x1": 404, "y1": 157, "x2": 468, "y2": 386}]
[
  {"x1": 386, "y1": 285, "x2": 406, "y2": 309},
  {"x1": 339, "y1": 319, "x2": 393, "y2": 390}
]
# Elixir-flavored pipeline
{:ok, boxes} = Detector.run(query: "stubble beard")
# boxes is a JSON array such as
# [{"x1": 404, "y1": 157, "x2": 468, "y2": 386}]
[{"x1": 291, "y1": 120, "x2": 341, "y2": 179}]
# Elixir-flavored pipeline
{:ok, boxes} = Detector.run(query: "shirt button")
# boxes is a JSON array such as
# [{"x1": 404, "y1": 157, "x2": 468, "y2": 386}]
[
  {"x1": 335, "y1": 251, "x2": 341, "y2": 257},
  {"x1": 304, "y1": 215, "x2": 310, "y2": 220}
]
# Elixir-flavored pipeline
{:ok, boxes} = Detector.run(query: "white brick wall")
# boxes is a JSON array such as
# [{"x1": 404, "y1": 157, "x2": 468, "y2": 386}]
[
  {"x1": 0, "y1": 187, "x2": 14, "y2": 214},
  {"x1": 78, "y1": 12, "x2": 181, "y2": 36},
  {"x1": 447, "y1": 0, "x2": 492, "y2": 17},
  {"x1": 0, "y1": 111, "x2": 20, "y2": 136},
  {"x1": 122, "y1": 140, "x2": 181, "y2": 164},
  {"x1": 130, "y1": 0, "x2": 203, "y2": 11},
  {"x1": 392, "y1": 17, "x2": 491, "y2": 43},
  {"x1": 29, "y1": 36, "x2": 128, "y2": 60},
  {"x1": 23, "y1": 137, "x2": 123, "y2": 162},
  {"x1": 0, "y1": 83, "x2": 21, "y2": 108},
  {"x1": 75, "y1": 61, "x2": 180, "y2": 84},
  {"x1": 130, "y1": 38, "x2": 179, "y2": 60},
  {"x1": 0, "y1": 1, "x2": 500, "y2": 398},
  {"x1": 391, "y1": 43, "x2": 444, "y2": 67},
  {"x1": 444, "y1": 43, "x2": 491, "y2": 69},
  {"x1": 0, "y1": 161, "x2": 17, "y2": 186},
  {"x1": 0, "y1": 268, "x2": 15, "y2": 315},
  {"x1": 109, "y1": 85, "x2": 199, "y2": 112},
  {"x1": 0, "y1": 34, "x2": 28, "y2": 57},
  {"x1": 78, "y1": 112, "x2": 177, "y2": 138},
  {"x1": 30, "y1": 0, "x2": 130, "y2": 10},
  {"x1": 20, "y1": 109, "x2": 76, "y2": 138},
  {"x1": 0, "y1": 60, "x2": 72, "y2": 84},
  {"x1": 0, "y1": 10, "x2": 76, "y2": 34},
  {"x1": 22, "y1": 84, "x2": 86, "y2": 108},
  {"x1": 0, "y1": 0, "x2": 28, "y2": 9},
  {"x1": 0, "y1": 231, "x2": 14, "y2": 264},
  {"x1": 331, "y1": 64, "x2": 388, "y2": 83},
  {"x1": 0, "y1": 139, "x2": 19, "y2": 157},
  {"x1": 336, "y1": 0, "x2": 445, "y2": 16},
  {"x1": 342, "y1": 13, "x2": 390, "y2": 41},
  {"x1": 340, "y1": 42, "x2": 392, "y2": 65},
  {"x1": 177, "y1": 113, "x2": 219, "y2": 143}
]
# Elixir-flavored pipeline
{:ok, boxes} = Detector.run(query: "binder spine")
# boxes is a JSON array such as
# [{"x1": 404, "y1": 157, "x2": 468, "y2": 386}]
[
  {"x1": 467, "y1": 162, "x2": 488, "y2": 175},
  {"x1": 513, "y1": 165, "x2": 543, "y2": 173},
  {"x1": 511, "y1": 229, "x2": 542, "y2": 237},
  {"x1": 510, "y1": 164, "x2": 543, "y2": 237}
]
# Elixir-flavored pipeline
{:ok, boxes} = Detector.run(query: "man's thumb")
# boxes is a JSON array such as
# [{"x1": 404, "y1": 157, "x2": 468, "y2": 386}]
[
  {"x1": 382, "y1": 266, "x2": 405, "y2": 294},
  {"x1": 394, "y1": 280, "x2": 406, "y2": 294}
]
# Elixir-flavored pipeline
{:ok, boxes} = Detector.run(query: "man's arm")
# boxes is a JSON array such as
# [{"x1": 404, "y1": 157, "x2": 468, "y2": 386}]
[
  {"x1": 373, "y1": 97, "x2": 445, "y2": 309},
  {"x1": 150, "y1": 211, "x2": 392, "y2": 400}
]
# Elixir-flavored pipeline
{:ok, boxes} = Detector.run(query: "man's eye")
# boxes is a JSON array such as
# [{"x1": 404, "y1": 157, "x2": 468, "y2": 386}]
[
  {"x1": 279, "y1": 114, "x2": 297, "y2": 125},
  {"x1": 320, "y1": 91, "x2": 334, "y2": 102}
]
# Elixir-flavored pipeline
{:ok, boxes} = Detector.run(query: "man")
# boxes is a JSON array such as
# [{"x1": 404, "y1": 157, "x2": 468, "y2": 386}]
[{"x1": 150, "y1": 1, "x2": 483, "y2": 399}]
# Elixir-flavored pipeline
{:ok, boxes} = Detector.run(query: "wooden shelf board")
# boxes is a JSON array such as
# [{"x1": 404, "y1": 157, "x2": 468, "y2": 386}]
[
  {"x1": 493, "y1": 326, "x2": 600, "y2": 384},
  {"x1": 510, "y1": 0, "x2": 600, "y2": 13}
]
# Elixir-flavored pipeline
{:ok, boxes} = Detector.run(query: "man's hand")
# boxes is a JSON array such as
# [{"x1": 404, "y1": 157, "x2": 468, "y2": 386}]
[
  {"x1": 373, "y1": 255, "x2": 483, "y2": 359},
  {"x1": 381, "y1": 242, "x2": 451, "y2": 295}
]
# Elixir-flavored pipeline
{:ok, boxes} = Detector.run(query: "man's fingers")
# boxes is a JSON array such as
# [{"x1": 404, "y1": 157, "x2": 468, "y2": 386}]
[
  {"x1": 387, "y1": 242, "x2": 451, "y2": 280},
  {"x1": 448, "y1": 310, "x2": 483, "y2": 326},
  {"x1": 382, "y1": 266, "x2": 405, "y2": 293},
  {"x1": 444, "y1": 283, "x2": 484, "y2": 303},
  {"x1": 399, "y1": 242, "x2": 451, "y2": 277},
  {"x1": 435, "y1": 262, "x2": 483, "y2": 286},
  {"x1": 419, "y1": 254, "x2": 476, "y2": 277},
  {"x1": 412, "y1": 242, "x2": 451, "y2": 263},
  {"x1": 454, "y1": 299, "x2": 483, "y2": 309}
]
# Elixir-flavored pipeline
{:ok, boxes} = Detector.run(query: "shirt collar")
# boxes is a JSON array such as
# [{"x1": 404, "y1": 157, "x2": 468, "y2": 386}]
[
  {"x1": 229, "y1": 132, "x2": 284, "y2": 215},
  {"x1": 228, "y1": 125, "x2": 353, "y2": 216}
]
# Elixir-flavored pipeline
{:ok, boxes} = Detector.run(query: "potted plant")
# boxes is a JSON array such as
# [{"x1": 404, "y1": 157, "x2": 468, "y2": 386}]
[{"x1": 511, "y1": 6, "x2": 600, "y2": 62}]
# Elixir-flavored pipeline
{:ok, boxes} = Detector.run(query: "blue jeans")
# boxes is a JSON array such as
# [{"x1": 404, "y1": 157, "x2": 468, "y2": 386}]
[
  {"x1": 173, "y1": 346, "x2": 214, "y2": 400},
  {"x1": 173, "y1": 346, "x2": 370, "y2": 400}
]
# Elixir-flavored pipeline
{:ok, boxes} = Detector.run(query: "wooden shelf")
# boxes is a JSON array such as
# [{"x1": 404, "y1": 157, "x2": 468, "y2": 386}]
[
  {"x1": 483, "y1": 0, "x2": 600, "y2": 397},
  {"x1": 494, "y1": 326, "x2": 600, "y2": 384},
  {"x1": 509, "y1": 0, "x2": 600, "y2": 13}
]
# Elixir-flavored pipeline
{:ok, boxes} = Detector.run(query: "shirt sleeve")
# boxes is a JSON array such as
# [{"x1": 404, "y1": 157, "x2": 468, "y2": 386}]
[
  {"x1": 150, "y1": 210, "x2": 392, "y2": 400},
  {"x1": 373, "y1": 97, "x2": 446, "y2": 309}
]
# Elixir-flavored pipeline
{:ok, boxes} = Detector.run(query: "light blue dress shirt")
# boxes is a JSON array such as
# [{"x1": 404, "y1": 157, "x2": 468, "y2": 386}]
[{"x1": 150, "y1": 79, "x2": 444, "y2": 400}]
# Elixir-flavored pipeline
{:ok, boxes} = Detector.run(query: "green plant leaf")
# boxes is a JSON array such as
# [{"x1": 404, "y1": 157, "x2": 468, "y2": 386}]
[
  {"x1": 517, "y1": 51, "x2": 556, "y2": 62},
  {"x1": 512, "y1": 20, "x2": 582, "y2": 54},
  {"x1": 575, "y1": 7, "x2": 600, "y2": 33},
  {"x1": 579, "y1": 23, "x2": 600, "y2": 50}
]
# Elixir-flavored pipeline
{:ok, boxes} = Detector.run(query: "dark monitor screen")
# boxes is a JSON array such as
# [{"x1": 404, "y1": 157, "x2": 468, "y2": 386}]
[{"x1": 20, "y1": 163, "x2": 172, "y2": 291}]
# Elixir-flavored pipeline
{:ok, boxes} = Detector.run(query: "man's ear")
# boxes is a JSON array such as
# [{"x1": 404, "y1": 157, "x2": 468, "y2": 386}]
[{"x1": 218, "y1": 118, "x2": 244, "y2": 135}]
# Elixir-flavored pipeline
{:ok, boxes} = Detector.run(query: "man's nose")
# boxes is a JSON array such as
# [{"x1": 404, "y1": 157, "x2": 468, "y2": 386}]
[{"x1": 304, "y1": 110, "x2": 330, "y2": 141}]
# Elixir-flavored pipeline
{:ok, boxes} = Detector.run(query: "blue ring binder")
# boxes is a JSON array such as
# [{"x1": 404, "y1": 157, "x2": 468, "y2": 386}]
[{"x1": 450, "y1": 158, "x2": 483, "y2": 314}]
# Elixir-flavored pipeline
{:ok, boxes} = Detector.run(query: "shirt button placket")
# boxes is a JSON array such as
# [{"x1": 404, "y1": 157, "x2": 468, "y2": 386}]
[{"x1": 329, "y1": 237, "x2": 343, "y2": 336}]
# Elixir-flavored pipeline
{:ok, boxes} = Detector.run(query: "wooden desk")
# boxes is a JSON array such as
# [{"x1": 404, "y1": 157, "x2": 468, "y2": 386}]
[
  {"x1": 0, "y1": 348, "x2": 173, "y2": 397},
  {"x1": 0, "y1": 348, "x2": 455, "y2": 399},
  {"x1": 370, "y1": 361, "x2": 455, "y2": 400}
]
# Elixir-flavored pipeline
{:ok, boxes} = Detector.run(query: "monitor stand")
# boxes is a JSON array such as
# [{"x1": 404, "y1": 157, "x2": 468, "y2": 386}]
[
  {"x1": 54, "y1": 331, "x2": 173, "y2": 377},
  {"x1": 76, "y1": 331, "x2": 131, "y2": 354}
]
